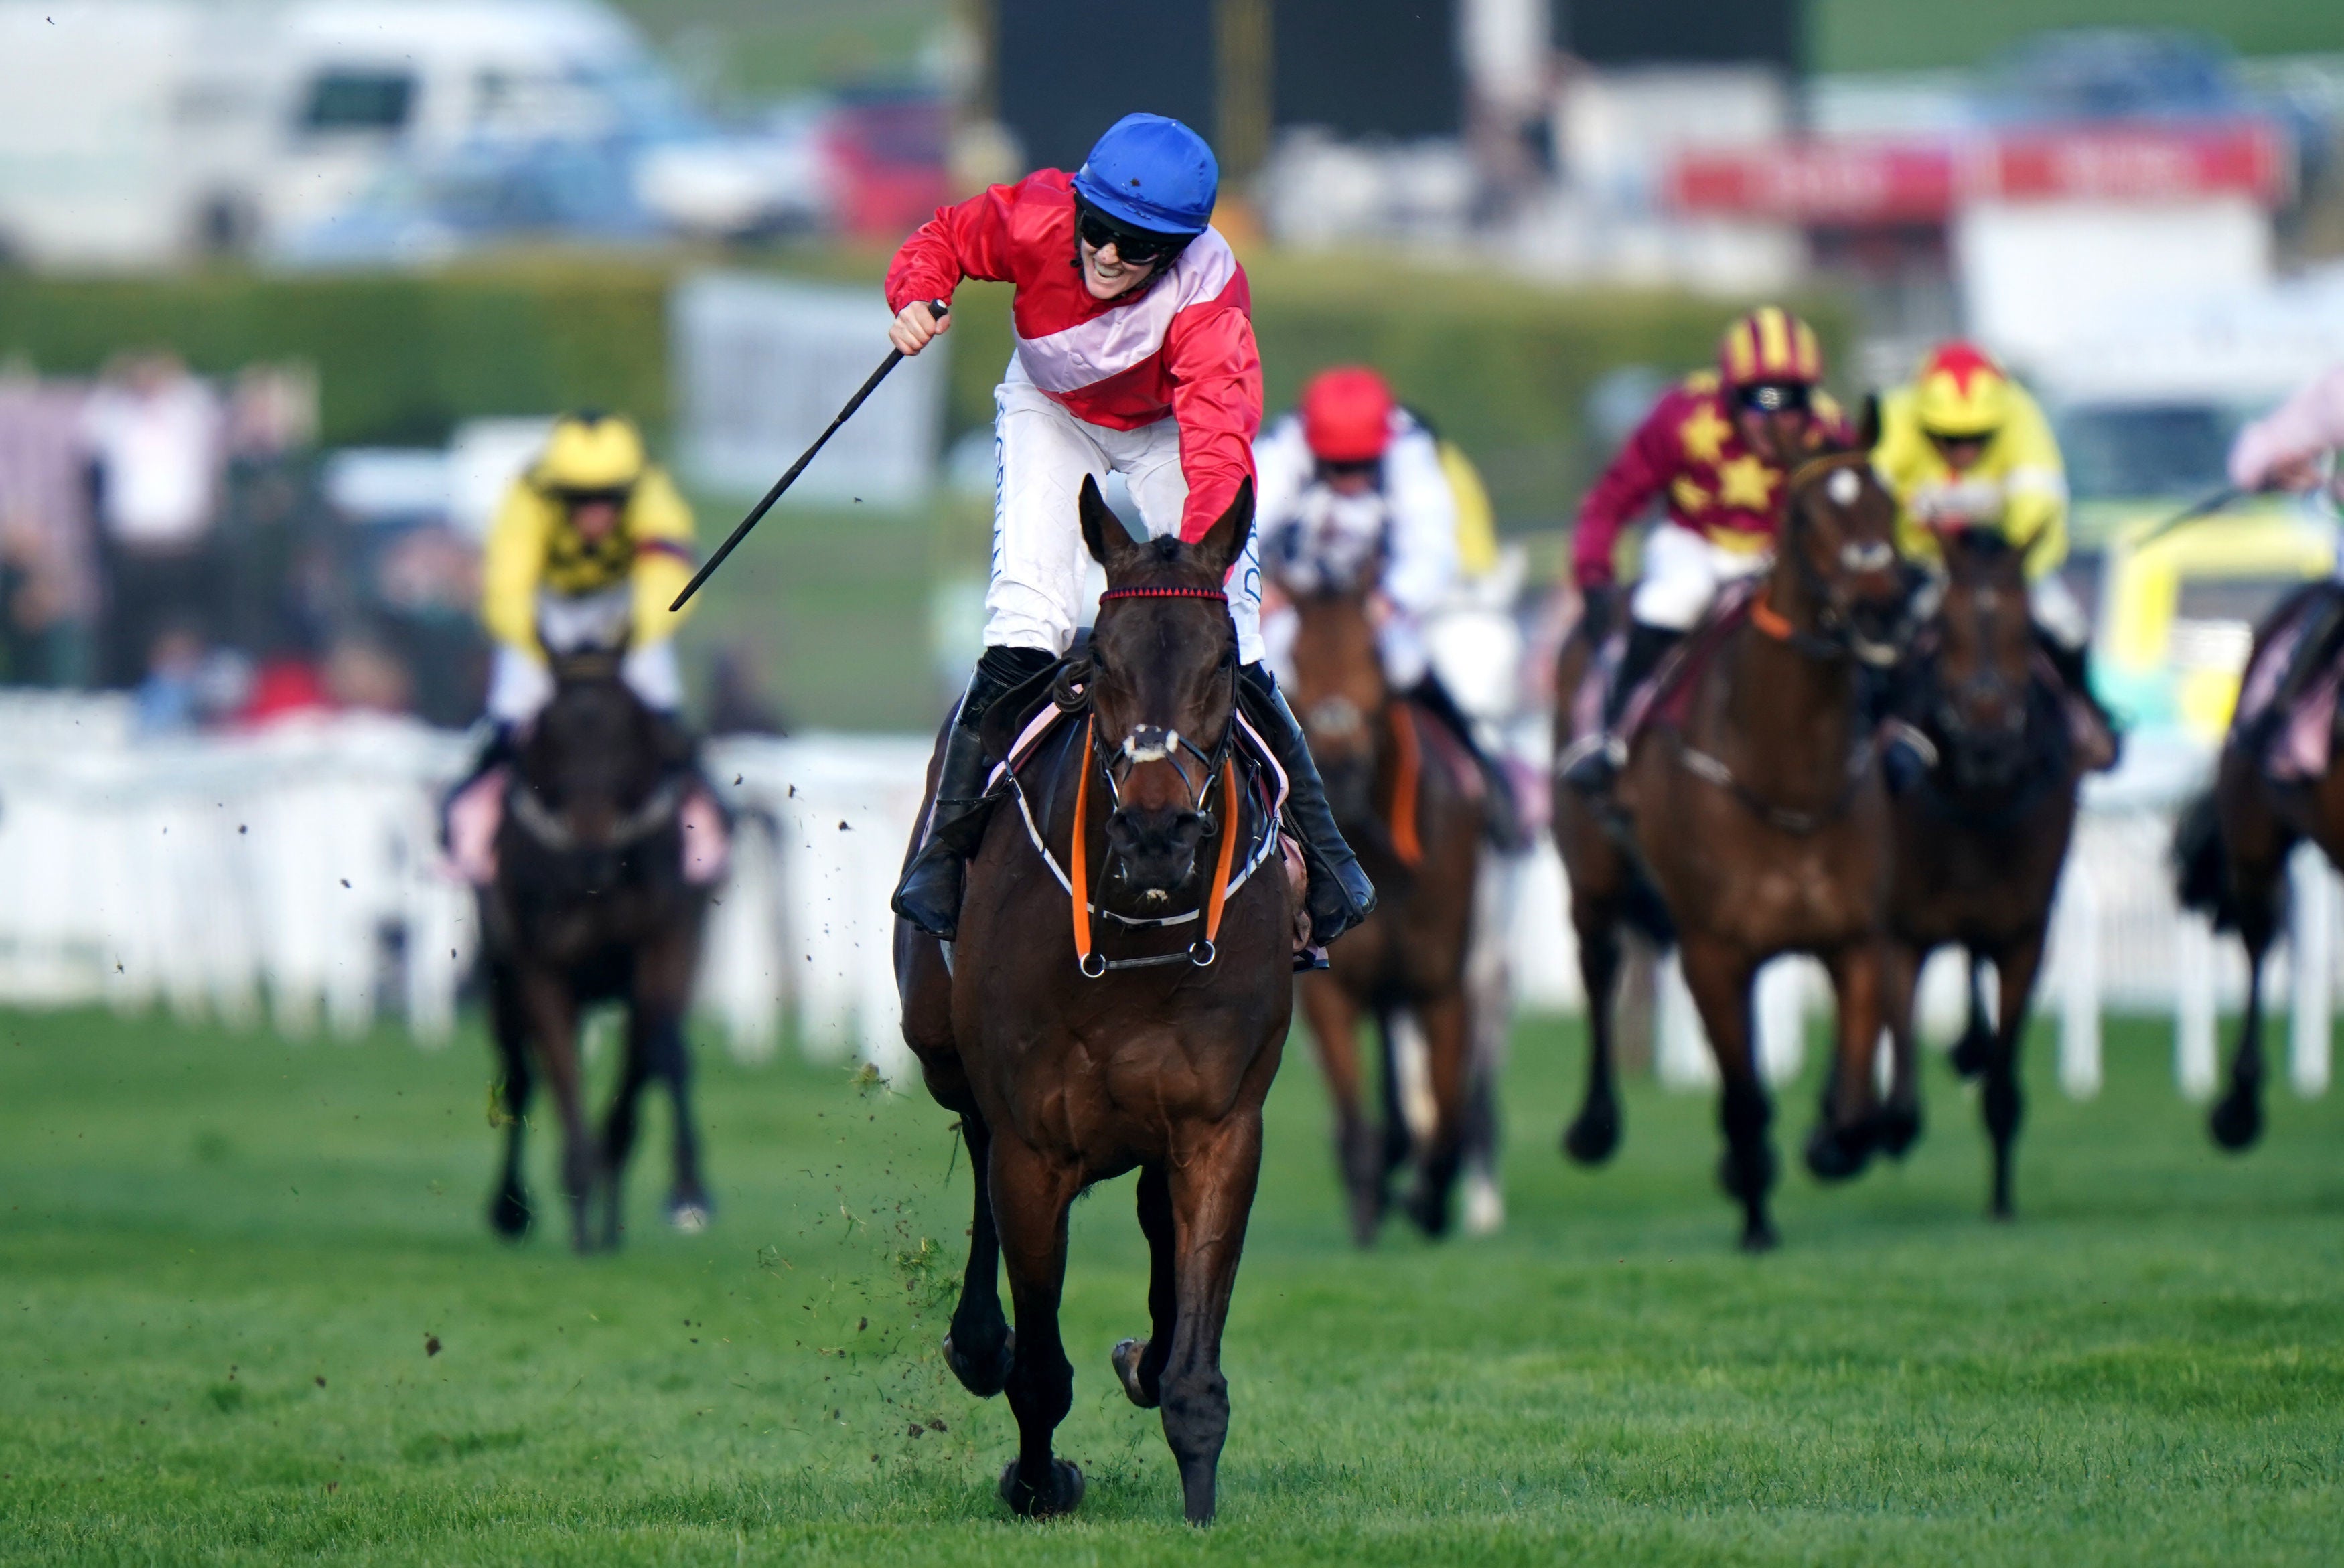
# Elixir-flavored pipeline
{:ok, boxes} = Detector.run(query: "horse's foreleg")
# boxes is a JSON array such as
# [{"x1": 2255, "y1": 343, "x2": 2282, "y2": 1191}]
[
  {"x1": 1562, "y1": 915, "x2": 1624, "y2": 1166},
  {"x1": 519, "y1": 969, "x2": 595, "y2": 1254},
  {"x1": 1876, "y1": 939, "x2": 1925, "y2": 1160},
  {"x1": 1113, "y1": 1161, "x2": 1175, "y2": 1410},
  {"x1": 1983, "y1": 930, "x2": 2047, "y2": 1219},
  {"x1": 596, "y1": 1026, "x2": 652, "y2": 1249},
  {"x1": 1403, "y1": 989, "x2": 1471, "y2": 1238},
  {"x1": 1300, "y1": 975, "x2": 1381, "y2": 1247},
  {"x1": 1805, "y1": 937, "x2": 1886, "y2": 1184},
  {"x1": 646, "y1": 1008, "x2": 711, "y2": 1232},
  {"x1": 487, "y1": 963, "x2": 534, "y2": 1239},
  {"x1": 943, "y1": 1109, "x2": 1013, "y2": 1399},
  {"x1": 1159, "y1": 1111, "x2": 1266, "y2": 1526},
  {"x1": 2213, "y1": 909, "x2": 2277, "y2": 1152},
  {"x1": 988, "y1": 1135, "x2": 1084, "y2": 1518},
  {"x1": 1681, "y1": 937, "x2": 1773, "y2": 1251},
  {"x1": 1950, "y1": 951, "x2": 1994, "y2": 1079}
]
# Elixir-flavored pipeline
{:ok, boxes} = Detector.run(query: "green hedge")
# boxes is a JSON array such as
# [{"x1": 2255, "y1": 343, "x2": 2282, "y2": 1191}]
[{"x1": 0, "y1": 250, "x2": 1849, "y2": 525}]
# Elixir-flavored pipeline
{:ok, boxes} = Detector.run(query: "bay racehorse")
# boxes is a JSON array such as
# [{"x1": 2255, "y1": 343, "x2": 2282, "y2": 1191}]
[
  {"x1": 1879, "y1": 528, "x2": 2081, "y2": 1217},
  {"x1": 480, "y1": 648, "x2": 715, "y2": 1253},
  {"x1": 2173, "y1": 582, "x2": 2344, "y2": 1154},
  {"x1": 1553, "y1": 437, "x2": 1917, "y2": 1250},
  {"x1": 1283, "y1": 562, "x2": 1485, "y2": 1244},
  {"x1": 893, "y1": 476, "x2": 1293, "y2": 1524}
]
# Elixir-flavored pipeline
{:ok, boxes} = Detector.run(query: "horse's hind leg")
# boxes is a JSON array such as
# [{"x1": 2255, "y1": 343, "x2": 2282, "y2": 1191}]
[
  {"x1": 1113, "y1": 1161, "x2": 1175, "y2": 1410},
  {"x1": 486, "y1": 961, "x2": 534, "y2": 1239},
  {"x1": 1403, "y1": 989, "x2": 1471, "y2": 1238},
  {"x1": 1300, "y1": 977, "x2": 1383, "y2": 1246},
  {"x1": 1562, "y1": 914, "x2": 1624, "y2": 1165},
  {"x1": 988, "y1": 1134, "x2": 1084, "y2": 1518},
  {"x1": 646, "y1": 1010, "x2": 711, "y2": 1231},
  {"x1": 1158, "y1": 1111, "x2": 1267, "y2": 1525},
  {"x1": 1875, "y1": 939, "x2": 1925, "y2": 1160},
  {"x1": 1805, "y1": 939, "x2": 1887, "y2": 1184},
  {"x1": 2212, "y1": 898, "x2": 2278, "y2": 1152},
  {"x1": 1949, "y1": 951, "x2": 1994, "y2": 1079},
  {"x1": 1682, "y1": 937, "x2": 1773, "y2": 1250},
  {"x1": 943, "y1": 1109, "x2": 1013, "y2": 1399},
  {"x1": 1982, "y1": 930, "x2": 2047, "y2": 1219},
  {"x1": 597, "y1": 1022, "x2": 652, "y2": 1249},
  {"x1": 2213, "y1": 770, "x2": 2290, "y2": 1152},
  {"x1": 520, "y1": 968, "x2": 597, "y2": 1254}
]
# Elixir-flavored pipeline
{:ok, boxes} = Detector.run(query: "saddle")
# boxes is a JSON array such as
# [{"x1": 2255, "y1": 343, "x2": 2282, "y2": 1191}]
[
  {"x1": 1569, "y1": 580, "x2": 1763, "y2": 747},
  {"x1": 2233, "y1": 582, "x2": 2344, "y2": 783}
]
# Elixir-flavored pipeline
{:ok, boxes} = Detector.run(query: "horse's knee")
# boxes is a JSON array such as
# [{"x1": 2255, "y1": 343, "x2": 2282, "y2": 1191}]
[{"x1": 1982, "y1": 1072, "x2": 2023, "y2": 1144}]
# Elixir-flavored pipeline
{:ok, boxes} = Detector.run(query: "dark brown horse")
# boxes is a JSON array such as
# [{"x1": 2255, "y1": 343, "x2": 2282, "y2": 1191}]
[
  {"x1": 1879, "y1": 529, "x2": 2081, "y2": 1217},
  {"x1": 2173, "y1": 583, "x2": 2344, "y2": 1154},
  {"x1": 1553, "y1": 444, "x2": 1916, "y2": 1250},
  {"x1": 1283, "y1": 570, "x2": 1484, "y2": 1244},
  {"x1": 893, "y1": 477, "x2": 1292, "y2": 1524},
  {"x1": 482, "y1": 651, "x2": 714, "y2": 1253}
]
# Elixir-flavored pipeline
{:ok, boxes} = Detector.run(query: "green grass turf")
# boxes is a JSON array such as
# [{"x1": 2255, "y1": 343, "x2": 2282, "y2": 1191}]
[{"x1": 1, "y1": 1005, "x2": 2340, "y2": 1563}]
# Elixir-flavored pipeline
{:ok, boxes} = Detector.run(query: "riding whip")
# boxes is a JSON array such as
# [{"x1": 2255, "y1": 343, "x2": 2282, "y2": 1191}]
[
  {"x1": 668, "y1": 299, "x2": 949, "y2": 611},
  {"x1": 2134, "y1": 484, "x2": 2247, "y2": 548}
]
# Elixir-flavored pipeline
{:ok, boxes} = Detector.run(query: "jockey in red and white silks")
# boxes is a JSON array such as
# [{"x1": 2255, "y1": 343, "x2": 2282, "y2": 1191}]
[{"x1": 885, "y1": 113, "x2": 1374, "y2": 949}]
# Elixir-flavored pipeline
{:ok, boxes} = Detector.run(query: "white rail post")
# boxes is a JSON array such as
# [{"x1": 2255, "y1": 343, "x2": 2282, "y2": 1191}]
[
  {"x1": 2057, "y1": 868, "x2": 2102, "y2": 1100},
  {"x1": 2289, "y1": 846, "x2": 2334, "y2": 1098},
  {"x1": 2175, "y1": 911, "x2": 2219, "y2": 1101},
  {"x1": 1755, "y1": 957, "x2": 1807, "y2": 1088}
]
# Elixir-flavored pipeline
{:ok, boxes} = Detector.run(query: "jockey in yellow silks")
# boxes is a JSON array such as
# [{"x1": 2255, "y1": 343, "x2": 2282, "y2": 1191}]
[
  {"x1": 1875, "y1": 341, "x2": 2118, "y2": 770},
  {"x1": 481, "y1": 411, "x2": 697, "y2": 726},
  {"x1": 445, "y1": 412, "x2": 727, "y2": 885}
]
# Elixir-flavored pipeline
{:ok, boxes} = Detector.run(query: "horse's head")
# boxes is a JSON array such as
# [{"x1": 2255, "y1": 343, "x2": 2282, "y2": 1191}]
[
  {"x1": 1774, "y1": 406, "x2": 1918, "y2": 665},
  {"x1": 1929, "y1": 528, "x2": 2035, "y2": 791},
  {"x1": 1080, "y1": 473, "x2": 1251, "y2": 905},
  {"x1": 511, "y1": 653, "x2": 685, "y2": 882},
  {"x1": 1280, "y1": 558, "x2": 1387, "y2": 831}
]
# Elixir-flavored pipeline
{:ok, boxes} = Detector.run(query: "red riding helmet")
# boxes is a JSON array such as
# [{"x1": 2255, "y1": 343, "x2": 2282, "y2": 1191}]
[{"x1": 1299, "y1": 366, "x2": 1397, "y2": 464}]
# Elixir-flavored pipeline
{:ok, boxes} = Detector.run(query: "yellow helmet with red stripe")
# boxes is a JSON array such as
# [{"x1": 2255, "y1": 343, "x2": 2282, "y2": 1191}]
[
  {"x1": 1717, "y1": 306, "x2": 1824, "y2": 390},
  {"x1": 1912, "y1": 341, "x2": 2014, "y2": 439}
]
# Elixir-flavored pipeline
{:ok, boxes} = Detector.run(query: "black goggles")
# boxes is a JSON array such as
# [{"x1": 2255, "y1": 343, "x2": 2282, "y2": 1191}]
[
  {"x1": 1074, "y1": 201, "x2": 1185, "y2": 265},
  {"x1": 1734, "y1": 382, "x2": 1811, "y2": 414},
  {"x1": 1317, "y1": 457, "x2": 1382, "y2": 480}
]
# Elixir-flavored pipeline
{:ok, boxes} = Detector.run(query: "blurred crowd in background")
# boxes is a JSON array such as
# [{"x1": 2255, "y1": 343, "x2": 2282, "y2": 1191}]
[{"x1": 1, "y1": 0, "x2": 2343, "y2": 744}]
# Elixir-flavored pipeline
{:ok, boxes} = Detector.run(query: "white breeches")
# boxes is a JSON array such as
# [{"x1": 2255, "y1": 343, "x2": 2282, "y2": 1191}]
[
  {"x1": 1629, "y1": 522, "x2": 1770, "y2": 631},
  {"x1": 486, "y1": 639, "x2": 682, "y2": 727},
  {"x1": 2028, "y1": 572, "x2": 2089, "y2": 651},
  {"x1": 988, "y1": 373, "x2": 1264, "y2": 664}
]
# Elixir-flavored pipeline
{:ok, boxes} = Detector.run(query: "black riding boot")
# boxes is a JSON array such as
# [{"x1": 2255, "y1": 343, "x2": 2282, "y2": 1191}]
[
  {"x1": 893, "y1": 645, "x2": 1057, "y2": 939},
  {"x1": 1238, "y1": 661, "x2": 1376, "y2": 945},
  {"x1": 1562, "y1": 620, "x2": 1680, "y2": 794},
  {"x1": 2036, "y1": 627, "x2": 2122, "y2": 771},
  {"x1": 1406, "y1": 672, "x2": 1528, "y2": 852}
]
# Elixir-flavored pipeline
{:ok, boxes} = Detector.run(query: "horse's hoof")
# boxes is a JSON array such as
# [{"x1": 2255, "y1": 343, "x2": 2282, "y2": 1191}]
[
  {"x1": 487, "y1": 1188, "x2": 532, "y2": 1240},
  {"x1": 1739, "y1": 1219, "x2": 1779, "y2": 1253},
  {"x1": 666, "y1": 1194, "x2": 713, "y2": 1234},
  {"x1": 1875, "y1": 1105, "x2": 1923, "y2": 1160},
  {"x1": 998, "y1": 1458, "x2": 1084, "y2": 1518},
  {"x1": 1461, "y1": 1172, "x2": 1504, "y2": 1236},
  {"x1": 1562, "y1": 1103, "x2": 1621, "y2": 1166},
  {"x1": 2208, "y1": 1093, "x2": 2264, "y2": 1152},
  {"x1": 1405, "y1": 1182, "x2": 1453, "y2": 1239},
  {"x1": 1949, "y1": 1028, "x2": 1992, "y2": 1080},
  {"x1": 1804, "y1": 1123, "x2": 1874, "y2": 1184},
  {"x1": 1111, "y1": 1337, "x2": 1157, "y2": 1409},
  {"x1": 944, "y1": 1328, "x2": 1015, "y2": 1399}
]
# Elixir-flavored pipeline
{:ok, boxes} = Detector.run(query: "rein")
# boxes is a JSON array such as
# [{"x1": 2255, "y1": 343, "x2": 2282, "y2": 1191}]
[{"x1": 507, "y1": 774, "x2": 686, "y2": 853}]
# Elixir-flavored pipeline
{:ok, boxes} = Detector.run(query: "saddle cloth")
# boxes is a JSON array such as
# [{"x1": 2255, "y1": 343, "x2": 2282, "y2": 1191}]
[
  {"x1": 2233, "y1": 584, "x2": 2344, "y2": 783},
  {"x1": 1569, "y1": 579, "x2": 1763, "y2": 747}
]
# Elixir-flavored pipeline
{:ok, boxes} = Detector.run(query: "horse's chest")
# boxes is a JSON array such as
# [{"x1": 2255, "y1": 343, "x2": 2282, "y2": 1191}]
[{"x1": 1666, "y1": 828, "x2": 1882, "y2": 947}]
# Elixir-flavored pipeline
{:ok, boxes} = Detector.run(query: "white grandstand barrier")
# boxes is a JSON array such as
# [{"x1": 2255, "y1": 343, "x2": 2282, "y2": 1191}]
[
  {"x1": 2174, "y1": 913, "x2": 2220, "y2": 1101},
  {"x1": 2290, "y1": 844, "x2": 2335, "y2": 1098},
  {"x1": 2055, "y1": 870, "x2": 2102, "y2": 1099}
]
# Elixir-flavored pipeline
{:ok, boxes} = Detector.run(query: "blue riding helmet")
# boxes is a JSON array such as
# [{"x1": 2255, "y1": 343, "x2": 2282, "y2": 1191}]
[{"x1": 1071, "y1": 114, "x2": 1218, "y2": 236}]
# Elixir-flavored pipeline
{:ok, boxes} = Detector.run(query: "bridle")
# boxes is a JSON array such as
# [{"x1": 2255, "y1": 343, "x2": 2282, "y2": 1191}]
[
  {"x1": 1757, "y1": 451, "x2": 1915, "y2": 668},
  {"x1": 1090, "y1": 585, "x2": 1242, "y2": 830}
]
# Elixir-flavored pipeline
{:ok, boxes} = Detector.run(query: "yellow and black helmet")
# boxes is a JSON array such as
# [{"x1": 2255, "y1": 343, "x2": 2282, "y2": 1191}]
[{"x1": 534, "y1": 411, "x2": 648, "y2": 496}]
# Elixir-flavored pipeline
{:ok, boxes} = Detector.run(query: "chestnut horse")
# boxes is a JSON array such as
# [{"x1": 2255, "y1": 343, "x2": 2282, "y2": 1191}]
[
  {"x1": 2173, "y1": 583, "x2": 2344, "y2": 1154},
  {"x1": 1284, "y1": 571, "x2": 1485, "y2": 1245},
  {"x1": 1879, "y1": 530, "x2": 2081, "y2": 1218},
  {"x1": 1554, "y1": 443, "x2": 1916, "y2": 1250},
  {"x1": 893, "y1": 477, "x2": 1293, "y2": 1525},
  {"x1": 481, "y1": 652, "x2": 713, "y2": 1253}
]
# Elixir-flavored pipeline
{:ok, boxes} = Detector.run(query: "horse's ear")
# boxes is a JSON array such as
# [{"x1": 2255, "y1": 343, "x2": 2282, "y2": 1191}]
[
  {"x1": 1079, "y1": 474, "x2": 1134, "y2": 570},
  {"x1": 1190, "y1": 476, "x2": 1254, "y2": 583},
  {"x1": 1858, "y1": 391, "x2": 1882, "y2": 453}
]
